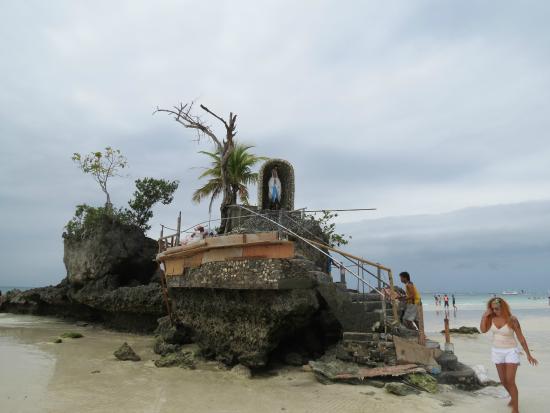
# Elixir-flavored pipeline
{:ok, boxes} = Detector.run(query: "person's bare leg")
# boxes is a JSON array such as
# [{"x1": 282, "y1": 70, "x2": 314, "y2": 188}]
[
  {"x1": 505, "y1": 363, "x2": 519, "y2": 412},
  {"x1": 495, "y1": 363, "x2": 511, "y2": 403}
]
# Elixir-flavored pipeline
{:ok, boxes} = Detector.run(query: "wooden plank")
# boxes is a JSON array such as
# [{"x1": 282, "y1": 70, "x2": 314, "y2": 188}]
[
  {"x1": 161, "y1": 239, "x2": 207, "y2": 257},
  {"x1": 226, "y1": 256, "x2": 267, "y2": 261},
  {"x1": 186, "y1": 253, "x2": 204, "y2": 268},
  {"x1": 388, "y1": 269, "x2": 400, "y2": 322},
  {"x1": 165, "y1": 259, "x2": 185, "y2": 276},
  {"x1": 243, "y1": 232, "x2": 278, "y2": 243},
  {"x1": 160, "y1": 240, "x2": 293, "y2": 261},
  {"x1": 202, "y1": 247, "x2": 243, "y2": 263},
  {"x1": 206, "y1": 234, "x2": 245, "y2": 247},
  {"x1": 243, "y1": 242, "x2": 294, "y2": 259}
]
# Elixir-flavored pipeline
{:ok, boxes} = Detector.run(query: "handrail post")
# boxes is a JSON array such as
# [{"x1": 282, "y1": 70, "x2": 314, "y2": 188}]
[
  {"x1": 357, "y1": 261, "x2": 361, "y2": 294},
  {"x1": 418, "y1": 302, "x2": 426, "y2": 346},
  {"x1": 387, "y1": 269, "x2": 400, "y2": 323},
  {"x1": 175, "y1": 211, "x2": 181, "y2": 245},
  {"x1": 158, "y1": 225, "x2": 166, "y2": 253}
]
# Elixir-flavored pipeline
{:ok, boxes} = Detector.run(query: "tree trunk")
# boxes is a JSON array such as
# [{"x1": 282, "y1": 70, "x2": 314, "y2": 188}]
[
  {"x1": 104, "y1": 190, "x2": 113, "y2": 211},
  {"x1": 230, "y1": 185, "x2": 238, "y2": 205},
  {"x1": 154, "y1": 103, "x2": 237, "y2": 234},
  {"x1": 218, "y1": 146, "x2": 234, "y2": 233}
]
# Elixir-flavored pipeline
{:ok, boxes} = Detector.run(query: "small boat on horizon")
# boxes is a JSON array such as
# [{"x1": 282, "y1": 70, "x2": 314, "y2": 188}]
[{"x1": 502, "y1": 290, "x2": 519, "y2": 295}]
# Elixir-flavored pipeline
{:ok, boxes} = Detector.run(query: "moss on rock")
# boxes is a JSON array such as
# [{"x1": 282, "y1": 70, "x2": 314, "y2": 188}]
[
  {"x1": 61, "y1": 332, "x2": 83, "y2": 339},
  {"x1": 404, "y1": 373, "x2": 439, "y2": 393}
]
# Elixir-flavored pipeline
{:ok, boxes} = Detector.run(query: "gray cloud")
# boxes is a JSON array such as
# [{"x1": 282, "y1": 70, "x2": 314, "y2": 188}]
[
  {"x1": 1, "y1": 1, "x2": 549, "y2": 288},
  {"x1": 338, "y1": 200, "x2": 550, "y2": 292}
]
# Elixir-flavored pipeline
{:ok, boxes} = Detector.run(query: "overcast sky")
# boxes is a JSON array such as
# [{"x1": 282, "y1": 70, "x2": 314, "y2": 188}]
[{"x1": 1, "y1": 1, "x2": 549, "y2": 291}]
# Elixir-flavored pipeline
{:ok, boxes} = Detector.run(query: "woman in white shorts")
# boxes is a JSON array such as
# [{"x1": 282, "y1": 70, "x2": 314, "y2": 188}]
[{"x1": 480, "y1": 297, "x2": 538, "y2": 413}]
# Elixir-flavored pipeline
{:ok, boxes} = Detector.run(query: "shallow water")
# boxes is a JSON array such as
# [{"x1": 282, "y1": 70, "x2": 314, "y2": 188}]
[
  {"x1": 0, "y1": 336, "x2": 55, "y2": 413},
  {"x1": 0, "y1": 312, "x2": 548, "y2": 412}
]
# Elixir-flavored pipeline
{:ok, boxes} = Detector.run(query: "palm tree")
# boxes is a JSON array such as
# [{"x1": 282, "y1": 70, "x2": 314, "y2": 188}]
[{"x1": 192, "y1": 144, "x2": 266, "y2": 215}]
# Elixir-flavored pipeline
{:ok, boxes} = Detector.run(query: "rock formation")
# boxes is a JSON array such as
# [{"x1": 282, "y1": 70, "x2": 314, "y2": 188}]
[
  {"x1": 0, "y1": 220, "x2": 164, "y2": 332},
  {"x1": 114, "y1": 342, "x2": 141, "y2": 361}
]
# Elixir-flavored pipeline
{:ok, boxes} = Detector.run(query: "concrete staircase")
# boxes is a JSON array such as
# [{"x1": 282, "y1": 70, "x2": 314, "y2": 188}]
[
  {"x1": 316, "y1": 282, "x2": 394, "y2": 334},
  {"x1": 340, "y1": 331, "x2": 397, "y2": 367}
]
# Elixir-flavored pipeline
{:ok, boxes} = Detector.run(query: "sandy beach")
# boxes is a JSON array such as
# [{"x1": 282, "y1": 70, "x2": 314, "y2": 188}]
[{"x1": 1, "y1": 306, "x2": 547, "y2": 413}]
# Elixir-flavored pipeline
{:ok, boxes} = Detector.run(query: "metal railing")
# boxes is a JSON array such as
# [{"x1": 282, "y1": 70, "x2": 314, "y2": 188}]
[
  {"x1": 157, "y1": 207, "x2": 427, "y2": 343},
  {"x1": 233, "y1": 206, "x2": 401, "y2": 331}
]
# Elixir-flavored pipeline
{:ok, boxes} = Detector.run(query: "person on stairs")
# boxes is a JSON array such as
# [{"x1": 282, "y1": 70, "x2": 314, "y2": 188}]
[{"x1": 399, "y1": 271, "x2": 421, "y2": 330}]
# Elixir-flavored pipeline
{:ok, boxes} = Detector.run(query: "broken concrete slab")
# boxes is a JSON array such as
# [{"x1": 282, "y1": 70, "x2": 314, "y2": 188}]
[
  {"x1": 393, "y1": 336, "x2": 441, "y2": 367},
  {"x1": 309, "y1": 359, "x2": 425, "y2": 384}
]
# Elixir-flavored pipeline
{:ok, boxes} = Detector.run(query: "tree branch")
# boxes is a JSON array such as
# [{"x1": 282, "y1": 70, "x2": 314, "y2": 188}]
[
  {"x1": 154, "y1": 103, "x2": 222, "y2": 149},
  {"x1": 200, "y1": 104, "x2": 229, "y2": 129}
]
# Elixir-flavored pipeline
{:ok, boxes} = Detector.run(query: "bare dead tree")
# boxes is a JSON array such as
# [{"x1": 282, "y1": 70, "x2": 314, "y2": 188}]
[{"x1": 154, "y1": 102, "x2": 237, "y2": 233}]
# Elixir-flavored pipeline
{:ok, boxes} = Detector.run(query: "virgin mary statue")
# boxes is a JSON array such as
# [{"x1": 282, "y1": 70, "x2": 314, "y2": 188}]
[{"x1": 268, "y1": 167, "x2": 282, "y2": 209}]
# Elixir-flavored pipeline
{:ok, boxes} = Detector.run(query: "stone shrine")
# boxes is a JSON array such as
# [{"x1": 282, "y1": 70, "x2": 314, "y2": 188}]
[{"x1": 257, "y1": 159, "x2": 295, "y2": 211}]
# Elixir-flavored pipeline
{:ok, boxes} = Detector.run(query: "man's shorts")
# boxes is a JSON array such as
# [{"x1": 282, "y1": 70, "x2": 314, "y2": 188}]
[
  {"x1": 403, "y1": 303, "x2": 417, "y2": 321},
  {"x1": 491, "y1": 347, "x2": 521, "y2": 365}
]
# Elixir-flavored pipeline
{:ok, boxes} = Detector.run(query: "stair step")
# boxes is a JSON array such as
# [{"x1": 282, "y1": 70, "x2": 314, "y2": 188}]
[
  {"x1": 348, "y1": 293, "x2": 383, "y2": 302},
  {"x1": 343, "y1": 332, "x2": 376, "y2": 343},
  {"x1": 308, "y1": 270, "x2": 332, "y2": 283}
]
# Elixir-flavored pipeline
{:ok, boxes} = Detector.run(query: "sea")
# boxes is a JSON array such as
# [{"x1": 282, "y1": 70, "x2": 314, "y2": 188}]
[
  {"x1": 0, "y1": 286, "x2": 33, "y2": 294},
  {"x1": 421, "y1": 292, "x2": 550, "y2": 333},
  {"x1": 423, "y1": 291, "x2": 549, "y2": 310}
]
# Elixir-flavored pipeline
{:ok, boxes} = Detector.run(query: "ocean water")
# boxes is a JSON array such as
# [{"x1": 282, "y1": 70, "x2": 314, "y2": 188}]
[
  {"x1": 0, "y1": 286, "x2": 33, "y2": 294},
  {"x1": 421, "y1": 292, "x2": 550, "y2": 335},
  {"x1": 422, "y1": 292, "x2": 550, "y2": 312}
]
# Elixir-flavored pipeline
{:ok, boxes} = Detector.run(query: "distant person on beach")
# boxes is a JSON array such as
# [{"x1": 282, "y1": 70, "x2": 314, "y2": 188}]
[
  {"x1": 452, "y1": 294, "x2": 457, "y2": 310},
  {"x1": 443, "y1": 294, "x2": 449, "y2": 308},
  {"x1": 399, "y1": 272, "x2": 421, "y2": 330},
  {"x1": 434, "y1": 294, "x2": 439, "y2": 306},
  {"x1": 480, "y1": 297, "x2": 538, "y2": 413}
]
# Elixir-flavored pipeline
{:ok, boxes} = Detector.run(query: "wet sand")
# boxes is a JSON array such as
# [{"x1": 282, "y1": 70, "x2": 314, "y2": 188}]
[{"x1": 1, "y1": 313, "x2": 546, "y2": 413}]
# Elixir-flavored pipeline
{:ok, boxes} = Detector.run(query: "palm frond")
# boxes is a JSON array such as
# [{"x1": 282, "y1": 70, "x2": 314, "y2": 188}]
[{"x1": 194, "y1": 143, "x2": 265, "y2": 210}]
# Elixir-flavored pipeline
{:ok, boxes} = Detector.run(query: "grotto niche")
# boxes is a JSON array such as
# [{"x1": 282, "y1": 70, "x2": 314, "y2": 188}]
[{"x1": 258, "y1": 159, "x2": 295, "y2": 211}]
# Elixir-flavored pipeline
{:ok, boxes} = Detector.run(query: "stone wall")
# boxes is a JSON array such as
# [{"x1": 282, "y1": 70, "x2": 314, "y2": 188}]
[
  {"x1": 169, "y1": 287, "x2": 341, "y2": 367},
  {"x1": 166, "y1": 257, "x2": 329, "y2": 290}
]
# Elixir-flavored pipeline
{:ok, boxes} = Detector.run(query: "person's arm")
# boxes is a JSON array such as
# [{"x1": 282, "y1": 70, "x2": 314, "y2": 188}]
[
  {"x1": 510, "y1": 316, "x2": 538, "y2": 366},
  {"x1": 480, "y1": 309, "x2": 492, "y2": 333}
]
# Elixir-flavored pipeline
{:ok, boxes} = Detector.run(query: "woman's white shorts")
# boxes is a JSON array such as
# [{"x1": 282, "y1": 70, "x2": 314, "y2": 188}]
[{"x1": 491, "y1": 347, "x2": 521, "y2": 365}]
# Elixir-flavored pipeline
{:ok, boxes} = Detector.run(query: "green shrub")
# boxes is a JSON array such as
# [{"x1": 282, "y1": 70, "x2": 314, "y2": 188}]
[
  {"x1": 63, "y1": 204, "x2": 133, "y2": 241},
  {"x1": 63, "y1": 178, "x2": 178, "y2": 240},
  {"x1": 127, "y1": 178, "x2": 179, "y2": 231}
]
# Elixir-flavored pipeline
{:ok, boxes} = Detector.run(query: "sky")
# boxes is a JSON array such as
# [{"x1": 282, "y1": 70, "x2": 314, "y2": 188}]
[{"x1": 0, "y1": 1, "x2": 549, "y2": 291}]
